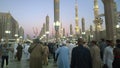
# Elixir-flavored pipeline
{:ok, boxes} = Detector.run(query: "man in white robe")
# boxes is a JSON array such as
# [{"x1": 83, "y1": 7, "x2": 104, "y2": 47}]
[
  {"x1": 56, "y1": 41, "x2": 70, "y2": 68},
  {"x1": 67, "y1": 41, "x2": 75, "y2": 64},
  {"x1": 24, "y1": 43, "x2": 30, "y2": 60},
  {"x1": 103, "y1": 40, "x2": 115, "y2": 68},
  {"x1": 13, "y1": 43, "x2": 18, "y2": 59}
]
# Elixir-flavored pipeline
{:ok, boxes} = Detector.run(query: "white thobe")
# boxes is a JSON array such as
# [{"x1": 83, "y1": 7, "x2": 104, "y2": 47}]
[
  {"x1": 103, "y1": 46, "x2": 114, "y2": 68},
  {"x1": 67, "y1": 43, "x2": 75, "y2": 63}
]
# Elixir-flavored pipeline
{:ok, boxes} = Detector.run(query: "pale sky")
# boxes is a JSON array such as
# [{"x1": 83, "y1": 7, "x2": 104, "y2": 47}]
[{"x1": 0, "y1": 0, "x2": 120, "y2": 38}]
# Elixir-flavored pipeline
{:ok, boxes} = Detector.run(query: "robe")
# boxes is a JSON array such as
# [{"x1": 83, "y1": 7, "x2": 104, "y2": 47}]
[
  {"x1": 16, "y1": 44, "x2": 23, "y2": 61},
  {"x1": 56, "y1": 45, "x2": 70, "y2": 68},
  {"x1": 103, "y1": 46, "x2": 114, "y2": 68},
  {"x1": 28, "y1": 44, "x2": 43, "y2": 68},
  {"x1": 71, "y1": 45, "x2": 92, "y2": 68},
  {"x1": 90, "y1": 45, "x2": 102, "y2": 68},
  {"x1": 67, "y1": 43, "x2": 75, "y2": 64}
]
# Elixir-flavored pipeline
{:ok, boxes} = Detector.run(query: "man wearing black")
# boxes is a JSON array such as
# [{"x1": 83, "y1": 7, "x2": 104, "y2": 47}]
[
  {"x1": 70, "y1": 38, "x2": 92, "y2": 68},
  {"x1": 112, "y1": 39, "x2": 120, "y2": 68}
]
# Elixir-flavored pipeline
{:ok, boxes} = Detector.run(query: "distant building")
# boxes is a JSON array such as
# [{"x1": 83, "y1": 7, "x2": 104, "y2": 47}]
[{"x1": 0, "y1": 12, "x2": 20, "y2": 42}]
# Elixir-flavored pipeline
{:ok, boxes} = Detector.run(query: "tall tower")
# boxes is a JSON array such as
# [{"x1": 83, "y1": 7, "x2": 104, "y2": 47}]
[
  {"x1": 94, "y1": 0, "x2": 99, "y2": 18},
  {"x1": 46, "y1": 15, "x2": 49, "y2": 33},
  {"x1": 94, "y1": 0, "x2": 102, "y2": 41},
  {"x1": 81, "y1": 18, "x2": 85, "y2": 33},
  {"x1": 81, "y1": 18, "x2": 86, "y2": 40},
  {"x1": 70, "y1": 24, "x2": 73, "y2": 36},
  {"x1": 75, "y1": 0, "x2": 79, "y2": 36},
  {"x1": 63, "y1": 28, "x2": 65, "y2": 37}
]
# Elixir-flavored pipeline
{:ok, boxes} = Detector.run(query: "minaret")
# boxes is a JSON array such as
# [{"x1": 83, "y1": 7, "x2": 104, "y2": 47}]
[
  {"x1": 81, "y1": 18, "x2": 85, "y2": 33},
  {"x1": 75, "y1": 0, "x2": 79, "y2": 36},
  {"x1": 70, "y1": 24, "x2": 73, "y2": 36},
  {"x1": 90, "y1": 25, "x2": 93, "y2": 35},
  {"x1": 63, "y1": 28, "x2": 65, "y2": 37},
  {"x1": 94, "y1": 0, "x2": 102, "y2": 41},
  {"x1": 94, "y1": 0, "x2": 99, "y2": 18},
  {"x1": 46, "y1": 15, "x2": 49, "y2": 33},
  {"x1": 81, "y1": 18, "x2": 86, "y2": 40},
  {"x1": 90, "y1": 25, "x2": 93, "y2": 41}
]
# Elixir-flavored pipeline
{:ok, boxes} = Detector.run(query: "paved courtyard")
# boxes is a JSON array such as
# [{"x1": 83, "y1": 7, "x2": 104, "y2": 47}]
[{"x1": 0, "y1": 53, "x2": 57, "y2": 68}]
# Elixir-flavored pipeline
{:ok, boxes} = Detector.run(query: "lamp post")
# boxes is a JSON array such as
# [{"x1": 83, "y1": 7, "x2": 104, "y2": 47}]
[
  {"x1": 54, "y1": 21, "x2": 60, "y2": 42},
  {"x1": 1, "y1": 38, "x2": 4, "y2": 43},
  {"x1": 5, "y1": 30, "x2": 11, "y2": 43},
  {"x1": 19, "y1": 36, "x2": 23, "y2": 43},
  {"x1": 116, "y1": 24, "x2": 120, "y2": 39},
  {"x1": 90, "y1": 35, "x2": 94, "y2": 41},
  {"x1": 82, "y1": 32, "x2": 86, "y2": 40},
  {"x1": 14, "y1": 34, "x2": 18, "y2": 42}
]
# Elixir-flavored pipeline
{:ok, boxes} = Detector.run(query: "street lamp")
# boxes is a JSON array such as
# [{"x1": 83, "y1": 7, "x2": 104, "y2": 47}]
[
  {"x1": 5, "y1": 30, "x2": 11, "y2": 34},
  {"x1": 14, "y1": 34, "x2": 18, "y2": 42},
  {"x1": 54, "y1": 21, "x2": 60, "y2": 42},
  {"x1": 1, "y1": 38, "x2": 4, "y2": 42},
  {"x1": 19, "y1": 36, "x2": 23, "y2": 43},
  {"x1": 19, "y1": 36, "x2": 23, "y2": 39},
  {"x1": 116, "y1": 24, "x2": 120, "y2": 28},
  {"x1": 116, "y1": 24, "x2": 120, "y2": 39},
  {"x1": 5, "y1": 30, "x2": 11, "y2": 43},
  {"x1": 90, "y1": 35, "x2": 94, "y2": 38},
  {"x1": 14, "y1": 34, "x2": 18, "y2": 37},
  {"x1": 90, "y1": 34, "x2": 94, "y2": 41},
  {"x1": 82, "y1": 32, "x2": 86, "y2": 40}
]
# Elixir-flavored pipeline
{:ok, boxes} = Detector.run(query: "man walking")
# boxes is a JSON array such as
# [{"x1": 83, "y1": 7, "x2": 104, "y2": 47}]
[
  {"x1": 56, "y1": 41, "x2": 70, "y2": 68},
  {"x1": 70, "y1": 38, "x2": 92, "y2": 68}
]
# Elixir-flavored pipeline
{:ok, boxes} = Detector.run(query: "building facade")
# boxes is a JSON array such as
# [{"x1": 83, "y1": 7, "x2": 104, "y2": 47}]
[{"x1": 0, "y1": 12, "x2": 23, "y2": 42}]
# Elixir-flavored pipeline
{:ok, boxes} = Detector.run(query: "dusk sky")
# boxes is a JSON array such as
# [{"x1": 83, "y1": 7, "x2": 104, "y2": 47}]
[{"x1": 0, "y1": 0, "x2": 120, "y2": 38}]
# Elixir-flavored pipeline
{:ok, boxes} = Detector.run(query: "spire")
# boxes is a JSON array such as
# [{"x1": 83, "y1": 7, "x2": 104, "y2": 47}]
[
  {"x1": 94, "y1": 0, "x2": 99, "y2": 18},
  {"x1": 75, "y1": 0, "x2": 78, "y2": 19},
  {"x1": 75, "y1": 0, "x2": 79, "y2": 35},
  {"x1": 75, "y1": 0, "x2": 78, "y2": 7},
  {"x1": 81, "y1": 18, "x2": 85, "y2": 32}
]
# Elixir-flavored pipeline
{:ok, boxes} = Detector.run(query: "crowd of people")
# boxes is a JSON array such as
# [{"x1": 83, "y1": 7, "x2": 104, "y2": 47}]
[
  {"x1": 0, "y1": 42, "x2": 27, "y2": 68},
  {"x1": 51, "y1": 38, "x2": 120, "y2": 68},
  {"x1": 27, "y1": 38, "x2": 120, "y2": 68},
  {"x1": 0, "y1": 38, "x2": 120, "y2": 68}
]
